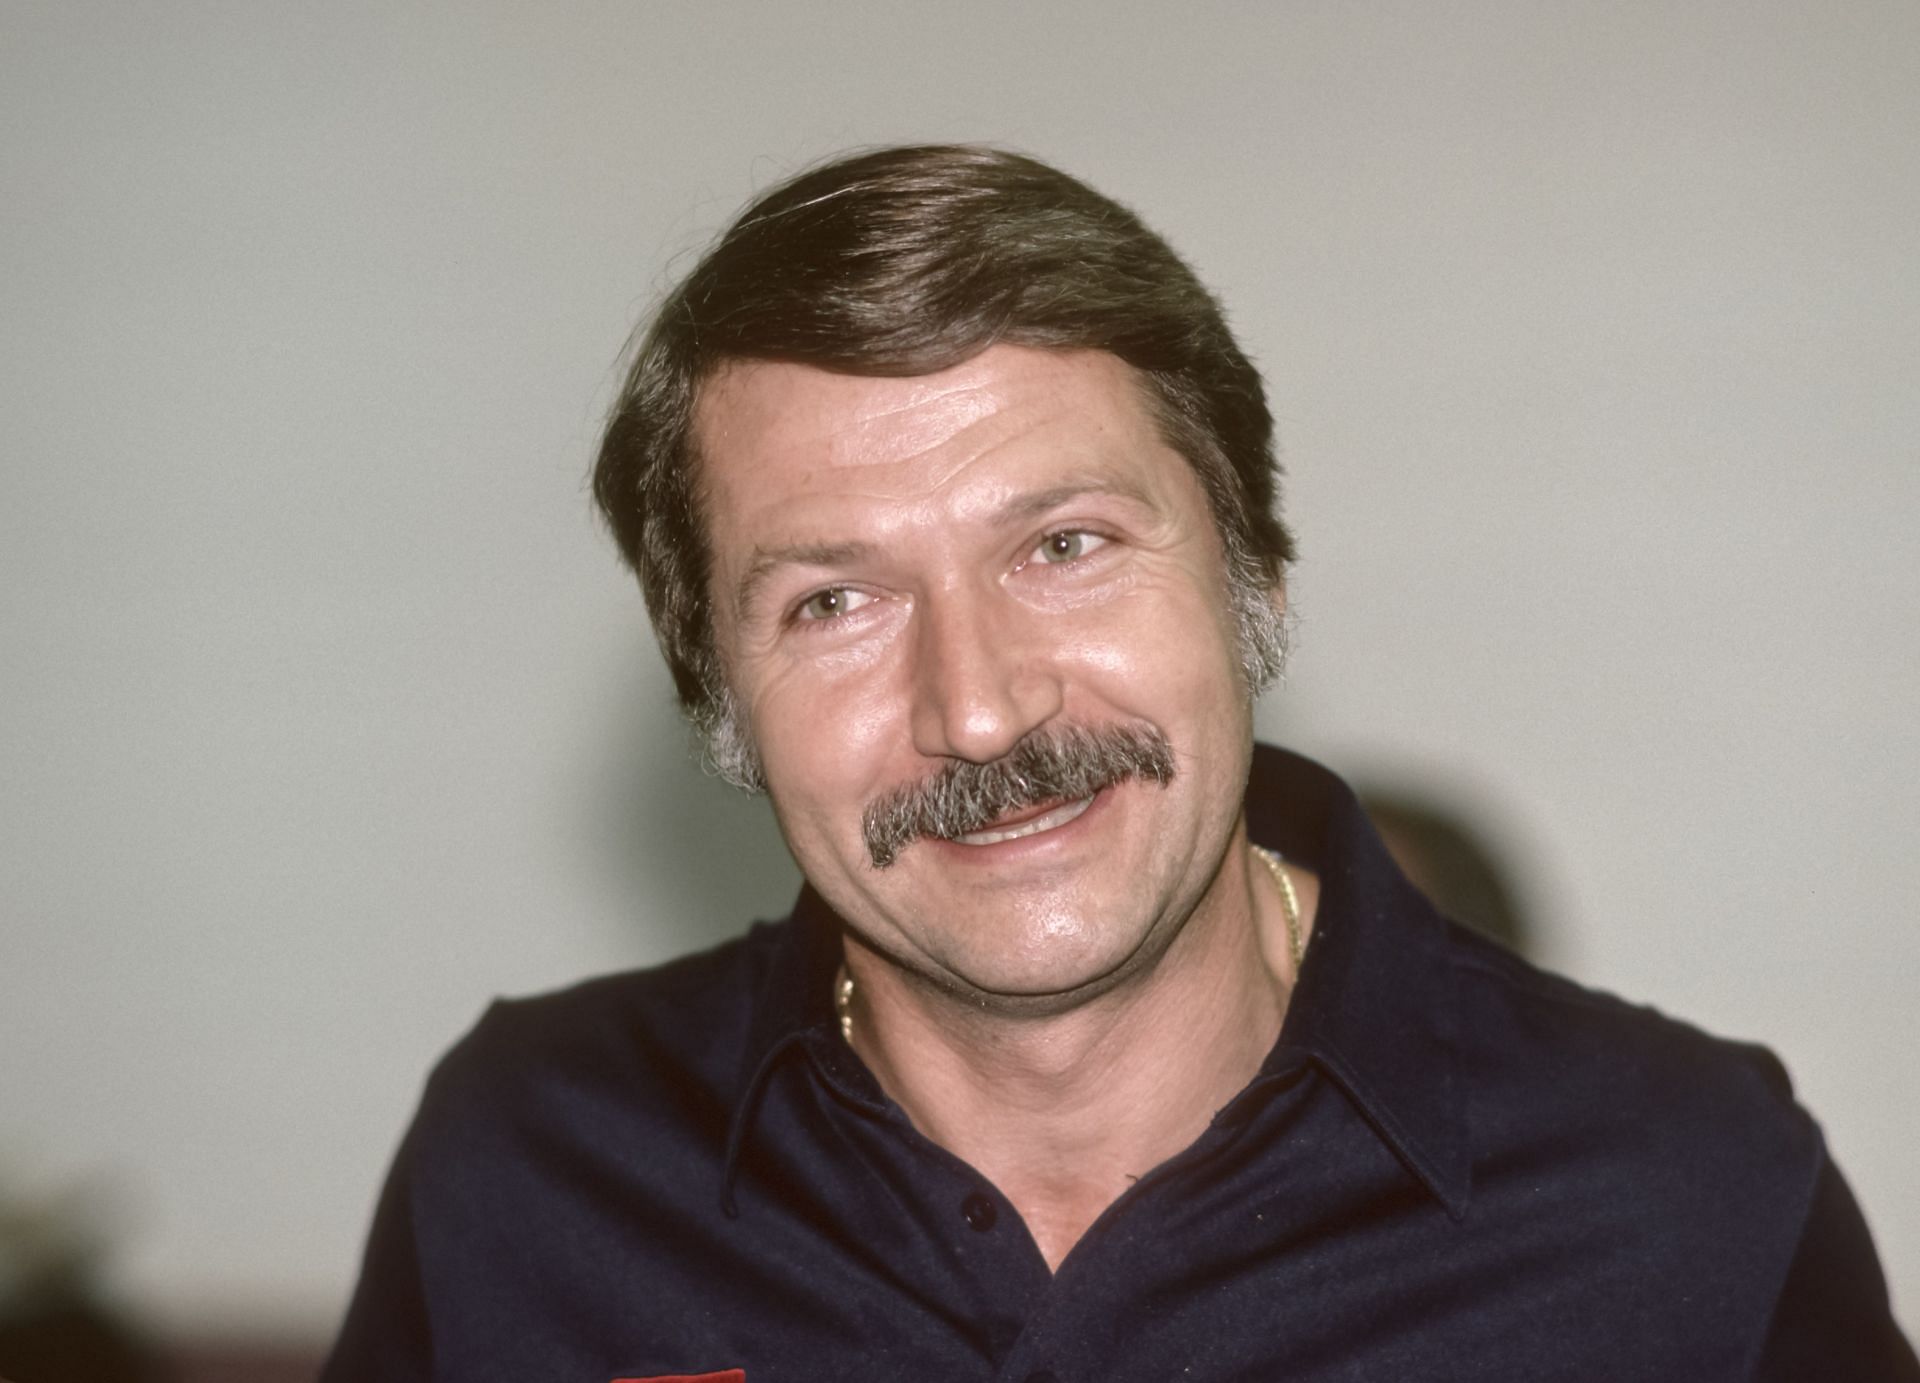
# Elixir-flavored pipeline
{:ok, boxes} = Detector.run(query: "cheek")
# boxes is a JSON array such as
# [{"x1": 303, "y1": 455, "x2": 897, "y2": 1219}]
[
  {"x1": 747, "y1": 655, "x2": 909, "y2": 804},
  {"x1": 1070, "y1": 574, "x2": 1246, "y2": 704}
]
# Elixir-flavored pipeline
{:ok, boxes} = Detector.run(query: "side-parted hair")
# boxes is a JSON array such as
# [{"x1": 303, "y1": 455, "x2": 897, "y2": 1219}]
[{"x1": 594, "y1": 144, "x2": 1295, "y2": 788}]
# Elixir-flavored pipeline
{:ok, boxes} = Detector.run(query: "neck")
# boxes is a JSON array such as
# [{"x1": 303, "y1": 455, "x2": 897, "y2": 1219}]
[{"x1": 839, "y1": 832, "x2": 1318, "y2": 1271}]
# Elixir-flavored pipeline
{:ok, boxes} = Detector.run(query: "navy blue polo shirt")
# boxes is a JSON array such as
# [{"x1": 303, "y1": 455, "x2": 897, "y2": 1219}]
[{"x1": 324, "y1": 746, "x2": 1916, "y2": 1381}]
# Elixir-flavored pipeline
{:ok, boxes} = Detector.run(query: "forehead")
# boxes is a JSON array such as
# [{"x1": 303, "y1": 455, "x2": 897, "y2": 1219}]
[{"x1": 690, "y1": 346, "x2": 1181, "y2": 542}]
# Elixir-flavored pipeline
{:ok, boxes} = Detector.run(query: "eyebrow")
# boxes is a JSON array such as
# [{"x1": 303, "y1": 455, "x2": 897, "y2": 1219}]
[
  {"x1": 731, "y1": 479, "x2": 1159, "y2": 621},
  {"x1": 992, "y1": 479, "x2": 1157, "y2": 524}
]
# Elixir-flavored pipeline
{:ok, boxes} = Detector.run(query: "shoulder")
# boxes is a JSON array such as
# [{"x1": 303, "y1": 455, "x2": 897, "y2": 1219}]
[
  {"x1": 1442, "y1": 923, "x2": 1822, "y2": 1286},
  {"x1": 1434, "y1": 927, "x2": 1920, "y2": 1373},
  {"x1": 325, "y1": 924, "x2": 807, "y2": 1374},
  {"x1": 409, "y1": 921, "x2": 788, "y2": 1162},
  {"x1": 1444, "y1": 920, "x2": 1800, "y2": 1129}
]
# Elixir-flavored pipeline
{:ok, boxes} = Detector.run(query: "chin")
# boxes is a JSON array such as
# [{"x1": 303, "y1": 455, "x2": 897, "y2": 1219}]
[{"x1": 926, "y1": 914, "x2": 1176, "y2": 1014}]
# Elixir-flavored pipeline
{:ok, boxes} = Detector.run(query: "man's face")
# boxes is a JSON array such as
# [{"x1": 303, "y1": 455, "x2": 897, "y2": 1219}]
[{"x1": 697, "y1": 345, "x2": 1267, "y2": 1006}]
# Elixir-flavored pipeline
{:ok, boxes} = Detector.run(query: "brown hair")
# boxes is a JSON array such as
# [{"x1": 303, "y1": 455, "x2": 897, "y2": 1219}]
[{"x1": 594, "y1": 144, "x2": 1294, "y2": 785}]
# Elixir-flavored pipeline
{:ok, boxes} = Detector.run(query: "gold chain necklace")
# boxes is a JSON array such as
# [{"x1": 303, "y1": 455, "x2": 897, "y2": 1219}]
[
  {"x1": 833, "y1": 846, "x2": 1305, "y2": 1043},
  {"x1": 1253, "y1": 844, "x2": 1305, "y2": 974},
  {"x1": 834, "y1": 967, "x2": 857, "y2": 1043}
]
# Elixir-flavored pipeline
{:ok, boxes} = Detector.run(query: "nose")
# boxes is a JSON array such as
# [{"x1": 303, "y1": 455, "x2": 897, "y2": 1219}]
[{"x1": 908, "y1": 587, "x2": 1063, "y2": 764}]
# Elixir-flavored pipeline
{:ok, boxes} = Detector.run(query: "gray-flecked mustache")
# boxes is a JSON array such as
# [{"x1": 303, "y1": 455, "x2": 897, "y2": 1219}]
[{"x1": 861, "y1": 724, "x2": 1176, "y2": 868}]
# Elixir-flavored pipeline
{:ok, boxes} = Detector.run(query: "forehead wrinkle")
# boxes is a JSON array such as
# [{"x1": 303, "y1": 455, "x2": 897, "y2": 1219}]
[
  {"x1": 848, "y1": 376, "x2": 995, "y2": 427},
  {"x1": 827, "y1": 377, "x2": 1043, "y2": 483},
  {"x1": 879, "y1": 399, "x2": 1127, "y2": 528},
  {"x1": 842, "y1": 376, "x2": 996, "y2": 436}
]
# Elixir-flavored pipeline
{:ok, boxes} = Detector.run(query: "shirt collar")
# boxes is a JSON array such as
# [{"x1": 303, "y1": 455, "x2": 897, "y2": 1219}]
[
  {"x1": 736, "y1": 881, "x2": 847, "y2": 1085},
  {"x1": 721, "y1": 883, "x2": 868, "y2": 1214},
  {"x1": 1247, "y1": 743, "x2": 1472, "y2": 1219},
  {"x1": 723, "y1": 743, "x2": 1472, "y2": 1219}
]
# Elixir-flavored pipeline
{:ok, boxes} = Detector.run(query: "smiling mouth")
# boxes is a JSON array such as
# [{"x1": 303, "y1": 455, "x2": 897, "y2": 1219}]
[
  {"x1": 862, "y1": 724, "x2": 1175, "y2": 869},
  {"x1": 954, "y1": 795, "x2": 1096, "y2": 846}
]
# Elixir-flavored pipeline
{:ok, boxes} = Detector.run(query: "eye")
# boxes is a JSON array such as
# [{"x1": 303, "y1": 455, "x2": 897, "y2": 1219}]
[
  {"x1": 795, "y1": 586, "x2": 872, "y2": 622},
  {"x1": 1032, "y1": 529, "x2": 1107, "y2": 565}
]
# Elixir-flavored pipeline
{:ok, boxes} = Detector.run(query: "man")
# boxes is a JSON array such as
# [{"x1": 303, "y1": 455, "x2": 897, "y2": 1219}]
[{"x1": 325, "y1": 146, "x2": 1916, "y2": 1380}]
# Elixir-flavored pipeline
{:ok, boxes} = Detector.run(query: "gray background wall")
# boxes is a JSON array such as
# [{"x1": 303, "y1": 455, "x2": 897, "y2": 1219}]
[{"x1": 4, "y1": 0, "x2": 1915, "y2": 1343}]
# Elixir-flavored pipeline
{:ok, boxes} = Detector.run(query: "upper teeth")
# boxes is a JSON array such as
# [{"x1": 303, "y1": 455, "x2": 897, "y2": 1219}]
[{"x1": 956, "y1": 795, "x2": 1095, "y2": 846}]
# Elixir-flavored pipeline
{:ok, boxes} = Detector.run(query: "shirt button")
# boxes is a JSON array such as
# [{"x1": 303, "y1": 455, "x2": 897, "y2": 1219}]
[{"x1": 960, "y1": 1191, "x2": 998, "y2": 1231}]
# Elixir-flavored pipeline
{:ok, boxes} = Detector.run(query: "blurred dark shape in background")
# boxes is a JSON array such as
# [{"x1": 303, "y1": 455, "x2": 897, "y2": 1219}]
[
  {"x1": 0, "y1": 1178, "x2": 171, "y2": 1383},
  {"x1": 0, "y1": 1300, "x2": 172, "y2": 1383},
  {"x1": 0, "y1": 1180, "x2": 319, "y2": 1383},
  {"x1": 1360, "y1": 785, "x2": 1537, "y2": 960},
  {"x1": 153, "y1": 1343, "x2": 318, "y2": 1383}
]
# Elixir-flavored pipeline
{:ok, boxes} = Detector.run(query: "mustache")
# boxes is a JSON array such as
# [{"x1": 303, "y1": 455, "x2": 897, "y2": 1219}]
[{"x1": 861, "y1": 724, "x2": 1176, "y2": 869}]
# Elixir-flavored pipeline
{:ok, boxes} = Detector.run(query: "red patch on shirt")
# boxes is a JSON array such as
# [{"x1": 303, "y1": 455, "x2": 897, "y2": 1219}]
[{"x1": 613, "y1": 1374, "x2": 744, "y2": 1383}]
